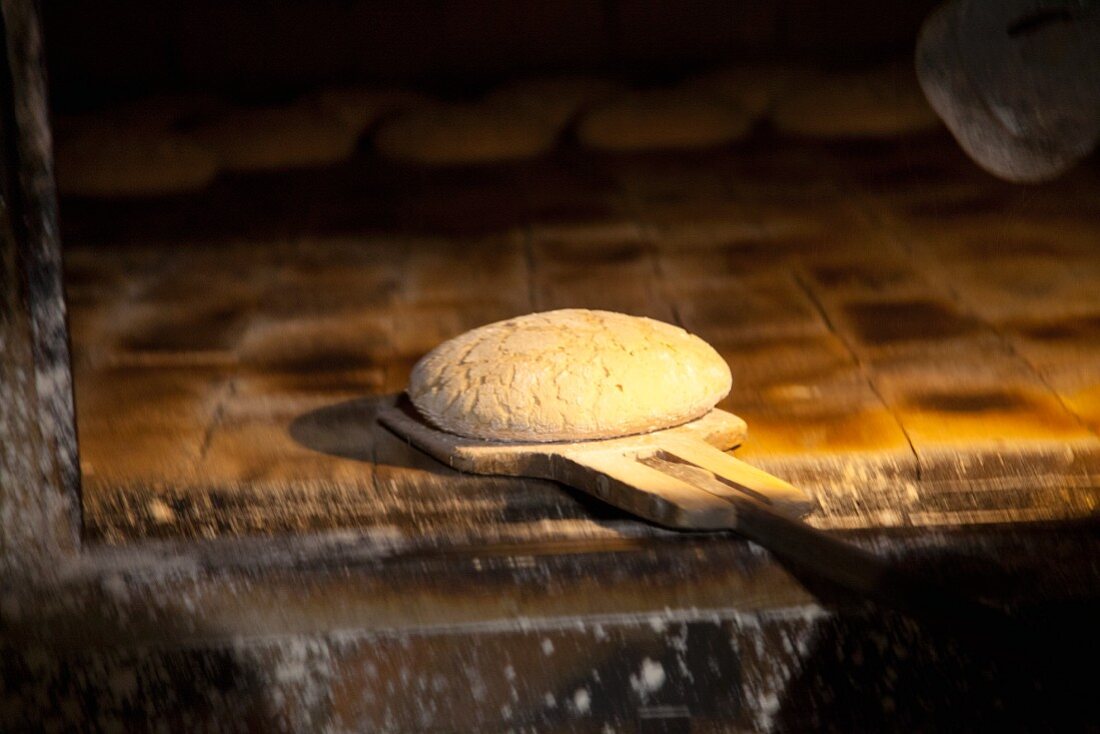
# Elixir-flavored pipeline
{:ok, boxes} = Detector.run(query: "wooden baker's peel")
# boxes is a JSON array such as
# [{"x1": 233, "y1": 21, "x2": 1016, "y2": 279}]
[
  {"x1": 381, "y1": 397, "x2": 1016, "y2": 637},
  {"x1": 380, "y1": 399, "x2": 811, "y2": 529}
]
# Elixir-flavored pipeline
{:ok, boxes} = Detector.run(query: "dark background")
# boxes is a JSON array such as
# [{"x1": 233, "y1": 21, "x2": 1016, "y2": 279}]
[{"x1": 43, "y1": 0, "x2": 938, "y2": 110}]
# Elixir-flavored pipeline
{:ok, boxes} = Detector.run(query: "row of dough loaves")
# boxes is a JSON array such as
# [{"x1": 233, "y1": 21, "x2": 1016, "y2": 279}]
[{"x1": 54, "y1": 63, "x2": 939, "y2": 197}]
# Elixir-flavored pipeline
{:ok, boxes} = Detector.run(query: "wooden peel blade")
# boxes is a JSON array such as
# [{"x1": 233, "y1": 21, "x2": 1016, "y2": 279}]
[
  {"x1": 379, "y1": 399, "x2": 1018, "y2": 643},
  {"x1": 553, "y1": 439, "x2": 814, "y2": 529},
  {"x1": 378, "y1": 396, "x2": 813, "y2": 528}
]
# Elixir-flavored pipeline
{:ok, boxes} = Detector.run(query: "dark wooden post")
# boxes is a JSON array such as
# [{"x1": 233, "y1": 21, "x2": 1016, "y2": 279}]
[{"x1": 0, "y1": 0, "x2": 80, "y2": 576}]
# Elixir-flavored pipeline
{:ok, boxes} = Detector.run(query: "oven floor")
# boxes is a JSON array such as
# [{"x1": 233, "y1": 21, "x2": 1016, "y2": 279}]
[{"x1": 62, "y1": 134, "x2": 1100, "y2": 543}]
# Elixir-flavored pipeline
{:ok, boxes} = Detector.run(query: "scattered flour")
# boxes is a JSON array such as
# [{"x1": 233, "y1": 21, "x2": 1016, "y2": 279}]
[
  {"x1": 573, "y1": 688, "x2": 592, "y2": 714},
  {"x1": 630, "y1": 658, "x2": 667, "y2": 697}
]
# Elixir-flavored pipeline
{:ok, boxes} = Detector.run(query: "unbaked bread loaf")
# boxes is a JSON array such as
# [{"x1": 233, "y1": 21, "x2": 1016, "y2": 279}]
[
  {"x1": 485, "y1": 76, "x2": 619, "y2": 128},
  {"x1": 687, "y1": 64, "x2": 810, "y2": 117},
  {"x1": 577, "y1": 89, "x2": 754, "y2": 151},
  {"x1": 193, "y1": 104, "x2": 360, "y2": 171},
  {"x1": 373, "y1": 102, "x2": 560, "y2": 165},
  {"x1": 771, "y1": 63, "x2": 940, "y2": 139},
  {"x1": 306, "y1": 86, "x2": 423, "y2": 134},
  {"x1": 54, "y1": 128, "x2": 218, "y2": 198},
  {"x1": 408, "y1": 309, "x2": 732, "y2": 442},
  {"x1": 55, "y1": 93, "x2": 224, "y2": 138}
]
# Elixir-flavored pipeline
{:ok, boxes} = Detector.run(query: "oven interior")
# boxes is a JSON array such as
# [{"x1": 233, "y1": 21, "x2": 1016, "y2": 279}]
[{"x1": 46, "y1": 1, "x2": 1100, "y2": 546}]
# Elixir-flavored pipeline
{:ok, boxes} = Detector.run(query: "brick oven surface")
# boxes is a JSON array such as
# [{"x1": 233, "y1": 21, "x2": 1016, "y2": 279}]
[{"x1": 60, "y1": 135, "x2": 1100, "y2": 544}]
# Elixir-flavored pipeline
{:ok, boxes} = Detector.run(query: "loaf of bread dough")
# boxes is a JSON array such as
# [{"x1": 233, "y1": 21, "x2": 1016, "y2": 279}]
[
  {"x1": 577, "y1": 89, "x2": 754, "y2": 151},
  {"x1": 485, "y1": 76, "x2": 619, "y2": 128},
  {"x1": 55, "y1": 92, "x2": 224, "y2": 138},
  {"x1": 408, "y1": 309, "x2": 732, "y2": 442},
  {"x1": 54, "y1": 129, "x2": 218, "y2": 198},
  {"x1": 305, "y1": 87, "x2": 423, "y2": 134},
  {"x1": 687, "y1": 64, "x2": 810, "y2": 117},
  {"x1": 373, "y1": 102, "x2": 560, "y2": 165},
  {"x1": 193, "y1": 104, "x2": 360, "y2": 171},
  {"x1": 771, "y1": 63, "x2": 941, "y2": 138}
]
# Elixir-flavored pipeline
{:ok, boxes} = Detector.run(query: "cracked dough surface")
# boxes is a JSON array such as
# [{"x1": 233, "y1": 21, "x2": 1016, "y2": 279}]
[{"x1": 408, "y1": 309, "x2": 732, "y2": 442}]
